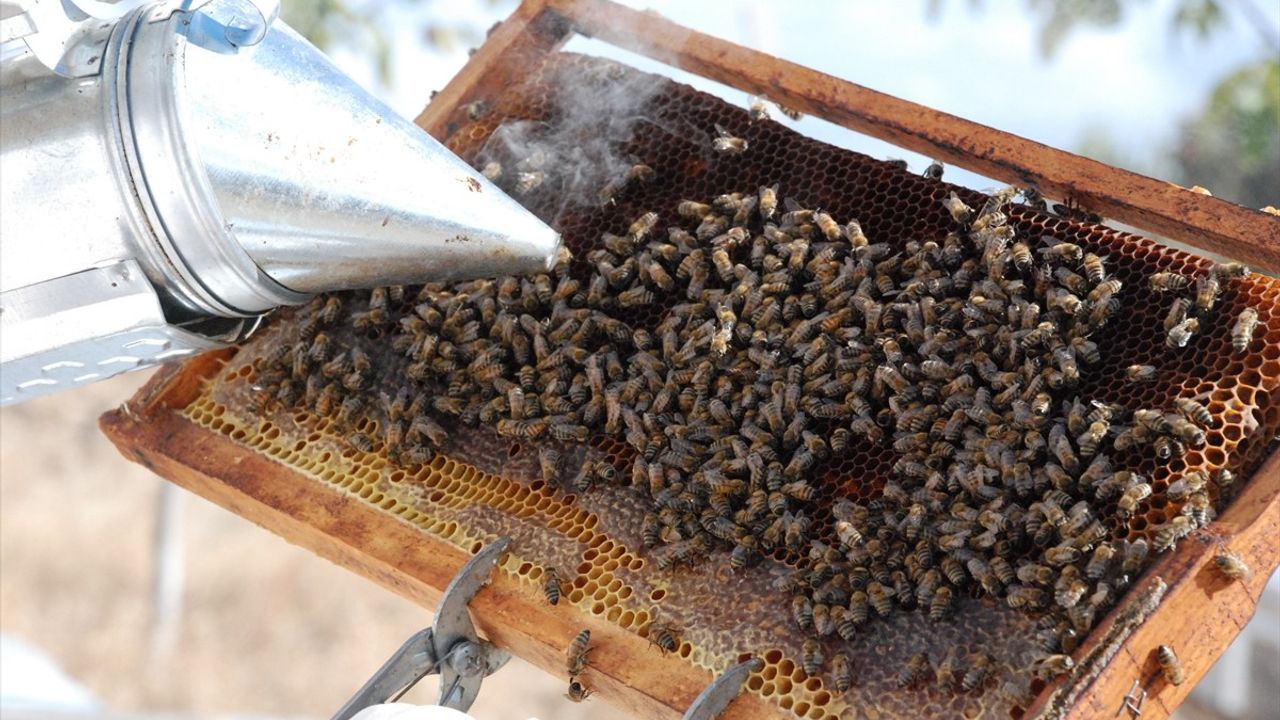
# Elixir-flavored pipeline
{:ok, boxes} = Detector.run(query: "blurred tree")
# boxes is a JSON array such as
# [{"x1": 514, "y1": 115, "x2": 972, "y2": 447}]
[
  {"x1": 929, "y1": 0, "x2": 1279, "y2": 208},
  {"x1": 1174, "y1": 58, "x2": 1280, "y2": 208},
  {"x1": 928, "y1": 0, "x2": 1277, "y2": 57},
  {"x1": 281, "y1": 0, "x2": 511, "y2": 87},
  {"x1": 282, "y1": 0, "x2": 395, "y2": 84}
]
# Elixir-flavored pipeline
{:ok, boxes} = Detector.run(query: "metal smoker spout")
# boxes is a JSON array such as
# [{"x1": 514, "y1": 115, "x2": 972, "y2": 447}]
[{"x1": 0, "y1": 0, "x2": 561, "y2": 405}]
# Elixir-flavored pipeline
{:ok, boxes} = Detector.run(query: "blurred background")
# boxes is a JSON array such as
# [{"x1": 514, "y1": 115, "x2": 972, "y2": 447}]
[{"x1": 2, "y1": 1, "x2": 1277, "y2": 718}]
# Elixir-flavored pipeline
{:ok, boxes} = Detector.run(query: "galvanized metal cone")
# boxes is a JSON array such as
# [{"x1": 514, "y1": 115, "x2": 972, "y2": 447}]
[{"x1": 180, "y1": 21, "x2": 560, "y2": 295}]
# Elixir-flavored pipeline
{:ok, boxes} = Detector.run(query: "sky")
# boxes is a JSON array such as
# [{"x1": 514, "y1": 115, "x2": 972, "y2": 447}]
[{"x1": 326, "y1": 0, "x2": 1280, "y2": 195}]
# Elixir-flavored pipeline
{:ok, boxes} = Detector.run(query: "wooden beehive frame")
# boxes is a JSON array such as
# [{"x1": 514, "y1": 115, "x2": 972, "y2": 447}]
[{"x1": 101, "y1": 1, "x2": 1280, "y2": 718}]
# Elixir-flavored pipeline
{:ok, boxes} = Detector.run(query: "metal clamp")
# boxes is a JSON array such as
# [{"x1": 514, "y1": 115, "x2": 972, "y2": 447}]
[
  {"x1": 682, "y1": 657, "x2": 763, "y2": 720},
  {"x1": 1121, "y1": 678, "x2": 1147, "y2": 718},
  {"x1": 332, "y1": 538, "x2": 513, "y2": 719}
]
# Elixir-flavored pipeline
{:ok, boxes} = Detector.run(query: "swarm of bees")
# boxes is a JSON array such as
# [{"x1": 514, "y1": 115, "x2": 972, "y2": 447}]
[
  {"x1": 1149, "y1": 261, "x2": 1255, "y2": 356},
  {"x1": 250, "y1": 164, "x2": 1257, "y2": 700}
]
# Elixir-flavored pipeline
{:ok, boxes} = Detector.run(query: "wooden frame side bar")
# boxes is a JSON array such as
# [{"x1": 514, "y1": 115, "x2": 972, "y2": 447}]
[
  {"x1": 469, "y1": 0, "x2": 1280, "y2": 274},
  {"x1": 1033, "y1": 448, "x2": 1280, "y2": 719}
]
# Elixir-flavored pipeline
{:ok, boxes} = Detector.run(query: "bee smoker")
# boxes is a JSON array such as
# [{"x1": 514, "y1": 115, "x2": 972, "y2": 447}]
[{"x1": 0, "y1": 0, "x2": 560, "y2": 405}]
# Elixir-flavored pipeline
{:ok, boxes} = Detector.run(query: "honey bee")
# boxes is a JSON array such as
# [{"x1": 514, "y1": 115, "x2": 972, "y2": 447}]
[
  {"x1": 1187, "y1": 494, "x2": 1210, "y2": 528},
  {"x1": 806, "y1": 212, "x2": 840, "y2": 245},
  {"x1": 1232, "y1": 307, "x2": 1259, "y2": 353},
  {"x1": 566, "y1": 629, "x2": 592, "y2": 676},
  {"x1": 626, "y1": 163, "x2": 655, "y2": 184},
  {"x1": 960, "y1": 653, "x2": 993, "y2": 692},
  {"x1": 831, "y1": 605, "x2": 857, "y2": 640},
  {"x1": 730, "y1": 534, "x2": 758, "y2": 569},
  {"x1": 1126, "y1": 364, "x2": 1158, "y2": 383},
  {"x1": 1086, "y1": 544, "x2": 1116, "y2": 580},
  {"x1": 1167, "y1": 316, "x2": 1199, "y2": 348},
  {"x1": 1166, "y1": 470, "x2": 1206, "y2": 502},
  {"x1": 1216, "y1": 467, "x2": 1236, "y2": 493},
  {"x1": 1152, "y1": 516, "x2": 1195, "y2": 552},
  {"x1": 1041, "y1": 241, "x2": 1083, "y2": 263},
  {"x1": 1213, "y1": 260, "x2": 1249, "y2": 278},
  {"x1": 867, "y1": 581, "x2": 894, "y2": 616},
  {"x1": 515, "y1": 170, "x2": 545, "y2": 194},
  {"x1": 677, "y1": 200, "x2": 713, "y2": 219},
  {"x1": 1006, "y1": 585, "x2": 1047, "y2": 610},
  {"x1": 1168, "y1": 415, "x2": 1206, "y2": 447},
  {"x1": 830, "y1": 427, "x2": 851, "y2": 456},
  {"x1": 775, "y1": 103, "x2": 803, "y2": 120},
  {"x1": 1156, "y1": 645, "x2": 1185, "y2": 686},
  {"x1": 495, "y1": 418, "x2": 547, "y2": 439},
  {"x1": 1153, "y1": 435, "x2": 1184, "y2": 460},
  {"x1": 929, "y1": 586, "x2": 953, "y2": 622},
  {"x1": 759, "y1": 185, "x2": 779, "y2": 220},
  {"x1": 1213, "y1": 551, "x2": 1249, "y2": 580},
  {"x1": 619, "y1": 214, "x2": 658, "y2": 247},
  {"x1": 936, "y1": 650, "x2": 957, "y2": 691},
  {"x1": 647, "y1": 617, "x2": 681, "y2": 655},
  {"x1": 848, "y1": 591, "x2": 870, "y2": 625},
  {"x1": 843, "y1": 219, "x2": 870, "y2": 249},
  {"x1": 710, "y1": 247, "x2": 735, "y2": 283},
  {"x1": 1163, "y1": 297, "x2": 1191, "y2": 333},
  {"x1": 529, "y1": 445, "x2": 560, "y2": 484},
  {"x1": 1011, "y1": 242, "x2": 1033, "y2": 271},
  {"x1": 544, "y1": 567, "x2": 567, "y2": 605},
  {"x1": 481, "y1": 161, "x2": 502, "y2": 181},
  {"x1": 801, "y1": 638, "x2": 824, "y2": 677},
  {"x1": 1195, "y1": 272, "x2": 1221, "y2": 311},
  {"x1": 831, "y1": 652, "x2": 853, "y2": 693},
  {"x1": 1122, "y1": 538, "x2": 1149, "y2": 575},
  {"x1": 897, "y1": 652, "x2": 930, "y2": 688},
  {"x1": 1045, "y1": 545, "x2": 1081, "y2": 567},
  {"x1": 791, "y1": 595, "x2": 814, "y2": 630},
  {"x1": 812, "y1": 602, "x2": 835, "y2": 637},
  {"x1": 1116, "y1": 482, "x2": 1152, "y2": 519},
  {"x1": 347, "y1": 432, "x2": 374, "y2": 453},
  {"x1": 1149, "y1": 272, "x2": 1190, "y2": 293},
  {"x1": 922, "y1": 161, "x2": 944, "y2": 180},
  {"x1": 942, "y1": 193, "x2": 972, "y2": 224},
  {"x1": 748, "y1": 97, "x2": 770, "y2": 121},
  {"x1": 617, "y1": 286, "x2": 655, "y2": 307},
  {"x1": 1017, "y1": 563, "x2": 1055, "y2": 586},
  {"x1": 1034, "y1": 654, "x2": 1075, "y2": 678},
  {"x1": 1054, "y1": 569, "x2": 1087, "y2": 610},
  {"x1": 712, "y1": 125, "x2": 748, "y2": 155},
  {"x1": 1076, "y1": 420, "x2": 1108, "y2": 457},
  {"x1": 565, "y1": 680, "x2": 592, "y2": 702},
  {"x1": 1082, "y1": 253, "x2": 1105, "y2": 283},
  {"x1": 1174, "y1": 397, "x2": 1213, "y2": 426}
]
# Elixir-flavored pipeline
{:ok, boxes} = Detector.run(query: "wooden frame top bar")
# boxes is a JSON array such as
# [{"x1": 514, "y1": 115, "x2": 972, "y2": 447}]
[{"x1": 443, "y1": 0, "x2": 1280, "y2": 274}]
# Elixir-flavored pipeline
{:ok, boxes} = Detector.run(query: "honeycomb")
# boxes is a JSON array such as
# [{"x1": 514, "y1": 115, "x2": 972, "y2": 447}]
[{"x1": 179, "y1": 53, "x2": 1280, "y2": 719}]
